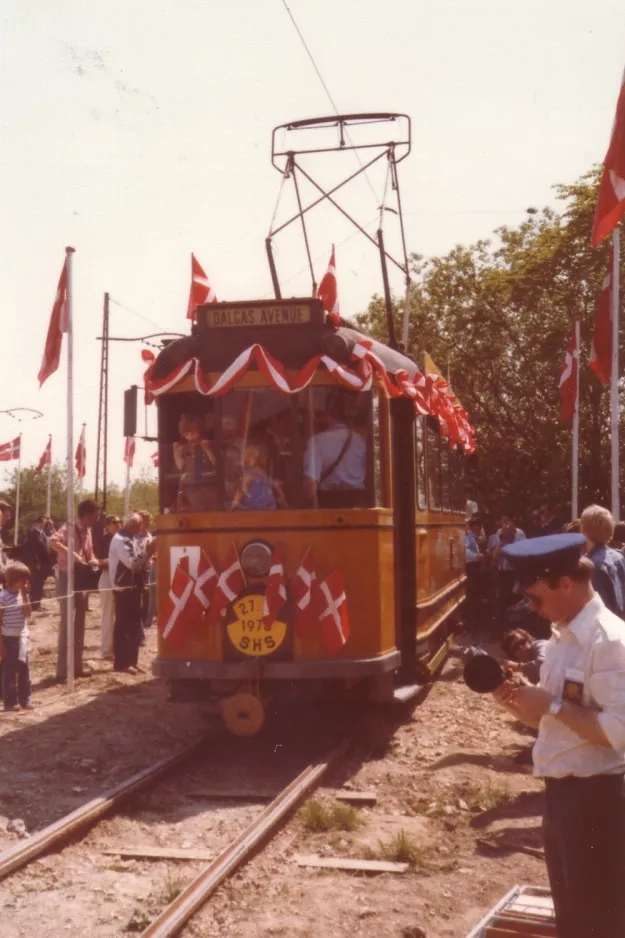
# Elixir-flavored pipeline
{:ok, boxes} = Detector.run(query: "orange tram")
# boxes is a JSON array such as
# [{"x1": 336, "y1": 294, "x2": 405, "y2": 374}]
[{"x1": 144, "y1": 296, "x2": 474, "y2": 735}]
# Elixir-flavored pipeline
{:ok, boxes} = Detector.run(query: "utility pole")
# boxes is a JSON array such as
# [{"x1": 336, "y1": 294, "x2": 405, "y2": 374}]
[{"x1": 95, "y1": 293, "x2": 110, "y2": 510}]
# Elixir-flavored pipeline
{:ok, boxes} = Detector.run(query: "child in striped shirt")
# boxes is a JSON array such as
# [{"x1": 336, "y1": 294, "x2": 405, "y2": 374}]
[{"x1": 0, "y1": 562, "x2": 33, "y2": 712}]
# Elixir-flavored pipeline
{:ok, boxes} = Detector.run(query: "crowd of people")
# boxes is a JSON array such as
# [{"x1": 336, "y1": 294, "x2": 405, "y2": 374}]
[
  {"x1": 464, "y1": 500, "x2": 625, "y2": 643},
  {"x1": 0, "y1": 500, "x2": 157, "y2": 712}
]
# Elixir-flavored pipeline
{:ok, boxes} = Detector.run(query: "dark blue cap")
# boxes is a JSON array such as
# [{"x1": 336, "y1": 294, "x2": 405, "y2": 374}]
[{"x1": 502, "y1": 533, "x2": 586, "y2": 589}]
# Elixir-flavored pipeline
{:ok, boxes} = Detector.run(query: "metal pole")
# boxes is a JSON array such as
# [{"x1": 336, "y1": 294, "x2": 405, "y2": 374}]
[
  {"x1": 95, "y1": 293, "x2": 109, "y2": 510},
  {"x1": 611, "y1": 228, "x2": 620, "y2": 522},
  {"x1": 14, "y1": 434, "x2": 21, "y2": 542},
  {"x1": 377, "y1": 228, "x2": 397, "y2": 349},
  {"x1": 46, "y1": 436, "x2": 52, "y2": 518},
  {"x1": 265, "y1": 239, "x2": 282, "y2": 300},
  {"x1": 401, "y1": 277, "x2": 411, "y2": 350},
  {"x1": 124, "y1": 449, "x2": 131, "y2": 517},
  {"x1": 572, "y1": 319, "x2": 580, "y2": 520},
  {"x1": 66, "y1": 247, "x2": 76, "y2": 693}
]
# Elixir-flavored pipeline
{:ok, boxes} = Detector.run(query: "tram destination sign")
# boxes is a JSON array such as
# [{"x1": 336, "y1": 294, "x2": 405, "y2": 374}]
[{"x1": 200, "y1": 298, "x2": 323, "y2": 329}]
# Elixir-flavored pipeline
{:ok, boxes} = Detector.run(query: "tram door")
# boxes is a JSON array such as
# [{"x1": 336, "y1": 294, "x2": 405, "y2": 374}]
[{"x1": 390, "y1": 397, "x2": 417, "y2": 675}]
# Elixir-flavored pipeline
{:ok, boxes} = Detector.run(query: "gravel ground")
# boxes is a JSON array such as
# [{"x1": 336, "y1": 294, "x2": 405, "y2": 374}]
[{"x1": 0, "y1": 588, "x2": 549, "y2": 937}]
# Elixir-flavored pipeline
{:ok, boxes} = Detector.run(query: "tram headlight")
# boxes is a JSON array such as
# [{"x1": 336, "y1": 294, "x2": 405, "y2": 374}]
[{"x1": 240, "y1": 540, "x2": 273, "y2": 578}]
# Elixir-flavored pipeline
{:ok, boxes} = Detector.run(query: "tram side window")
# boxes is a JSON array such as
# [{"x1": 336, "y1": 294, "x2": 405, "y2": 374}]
[
  {"x1": 415, "y1": 417, "x2": 427, "y2": 510},
  {"x1": 158, "y1": 395, "x2": 218, "y2": 513},
  {"x1": 302, "y1": 387, "x2": 371, "y2": 508},
  {"x1": 440, "y1": 444, "x2": 450, "y2": 511},
  {"x1": 426, "y1": 421, "x2": 442, "y2": 511}
]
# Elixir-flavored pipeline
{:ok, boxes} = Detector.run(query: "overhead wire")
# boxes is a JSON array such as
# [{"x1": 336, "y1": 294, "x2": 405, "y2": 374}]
[{"x1": 109, "y1": 297, "x2": 172, "y2": 334}]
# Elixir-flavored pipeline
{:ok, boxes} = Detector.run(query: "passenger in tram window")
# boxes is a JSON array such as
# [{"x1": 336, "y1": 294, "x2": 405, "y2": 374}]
[
  {"x1": 173, "y1": 413, "x2": 216, "y2": 511},
  {"x1": 302, "y1": 391, "x2": 367, "y2": 506},
  {"x1": 222, "y1": 413, "x2": 244, "y2": 508},
  {"x1": 230, "y1": 443, "x2": 286, "y2": 511}
]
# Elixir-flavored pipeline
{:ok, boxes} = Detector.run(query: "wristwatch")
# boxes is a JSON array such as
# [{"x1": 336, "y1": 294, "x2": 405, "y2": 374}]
[{"x1": 548, "y1": 696, "x2": 564, "y2": 717}]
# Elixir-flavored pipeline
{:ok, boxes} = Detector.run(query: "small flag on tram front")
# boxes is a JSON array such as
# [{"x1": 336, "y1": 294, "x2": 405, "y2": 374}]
[
  {"x1": 190, "y1": 549, "x2": 219, "y2": 617},
  {"x1": 593, "y1": 70, "x2": 625, "y2": 246},
  {"x1": 35, "y1": 436, "x2": 52, "y2": 473},
  {"x1": 292, "y1": 547, "x2": 318, "y2": 633},
  {"x1": 0, "y1": 437, "x2": 21, "y2": 462},
  {"x1": 75, "y1": 425, "x2": 86, "y2": 478},
  {"x1": 263, "y1": 547, "x2": 287, "y2": 627},
  {"x1": 590, "y1": 249, "x2": 613, "y2": 384},
  {"x1": 186, "y1": 253, "x2": 217, "y2": 321},
  {"x1": 161, "y1": 564, "x2": 195, "y2": 646},
  {"x1": 38, "y1": 258, "x2": 68, "y2": 386},
  {"x1": 123, "y1": 436, "x2": 136, "y2": 468},
  {"x1": 316, "y1": 569, "x2": 350, "y2": 654},
  {"x1": 317, "y1": 246, "x2": 340, "y2": 326},
  {"x1": 209, "y1": 544, "x2": 246, "y2": 625},
  {"x1": 559, "y1": 325, "x2": 579, "y2": 422}
]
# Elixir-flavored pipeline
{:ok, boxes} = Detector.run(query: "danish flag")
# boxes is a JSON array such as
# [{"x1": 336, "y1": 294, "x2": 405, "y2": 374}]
[
  {"x1": 208, "y1": 544, "x2": 246, "y2": 625},
  {"x1": 75, "y1": 425, "x2": 86, "y2": 478},
  {"x1": 590, "y1": 249, "x2": 613, "y2": 384},
  {"x1": 593, "y1": 69, "x2": 625, "y2": 246},
  {"x1": 190, "y1": 549, "x2": 219, "y2": 616},
  {"x1": 123, "y1": 436, "x2": 135, "y2": 468},
  {"x1": 263, "y1": 546, "x2": 287, "y2": 626},
  {"x1": 0, "y1": 437, "x2": 21, "y2": 462},
  {"x1": 559, "y1": 325, "x2": 578, "y2": 422},
  {"x1": 316, "y1": 569, "x2": 350, "y2": 654},
  {"x1": 38, "y1": 258, "x2": 68, "y2": 386},
  {"x1": 292, "y1": 547, "x2": 318, "y2": 633},
  {"x1": 35, "y1": 436, "x2": 52, "y2": 473},
  {"x1": 160, "y1": 564, "x2": 195, "y2": 647},
  {"x1": 317, "y1": 246, "x2": 340, "y2": 326},
  {"x1": 186, "y1": 253, "x2": 218, "y2": 321}
]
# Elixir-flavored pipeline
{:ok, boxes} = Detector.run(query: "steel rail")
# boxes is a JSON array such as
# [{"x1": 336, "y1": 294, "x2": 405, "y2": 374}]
[
  {"x1": 140, "y1": 736, "x2": 352, "y2": 938},
  {"x1": 0, "y1": 737, "x2": 211, "y2": 881}
]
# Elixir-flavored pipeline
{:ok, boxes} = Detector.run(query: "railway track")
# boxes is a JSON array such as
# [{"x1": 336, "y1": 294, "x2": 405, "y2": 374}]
[{"x1": 0, "y1": 720, "x2": 352, "y2": 937}]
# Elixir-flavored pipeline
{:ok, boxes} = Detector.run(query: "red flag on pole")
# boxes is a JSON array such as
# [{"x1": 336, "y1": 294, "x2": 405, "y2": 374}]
[
  {"x1": 263, "y1": 547, "x2": 287, "y2": 626},
  {"x1": 35, "y1": 436, "x2": 52, "y2": 473},
  {"x1": 186, "y1": 254, "x2": 217, "y2": 321},
  {"x1": 160, "y1": 564, "x2": 196, "y2": 647},
  {"x1": 316, "y1": 246, "x2": 340, "y2": 326},
  {"x1": 0, "y1": 437, "x2": 21, "y2": 462},
  {"x1": 559, "y1": 325, "x2": 579, "y2": 421},
  {"x1": 123, "y1": 436, "x2": 136, "y2": 468},
  {"x1": 593, "y1": 71, "x2": 625, "y2": 246},
  {"x1": 75, "y1": 425, "x2": 86, "y2": 478},
  {"x1": 38, "y1": 259, "x2": 68, "y2": 386},
  {"x1": 208, "y1": 544, "x2": 246, "y2": 625},
  {"x1": 316, "y1": 569, "x2": 350, "y2": 654},
  {"x1": 292, "y1": 547, "x2": 318, "y2": 634},
  {"x1": 590, "y1": 249, "x2": 613, "y2": 383},
  {"x1": 189, "y1": 549, "x2": 219, "y2": 618}
]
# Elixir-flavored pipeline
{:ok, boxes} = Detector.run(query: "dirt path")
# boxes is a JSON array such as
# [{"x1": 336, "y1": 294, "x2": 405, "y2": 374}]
[{"x1": 1, "y1": 591, "x2": 548, "y2": 937}]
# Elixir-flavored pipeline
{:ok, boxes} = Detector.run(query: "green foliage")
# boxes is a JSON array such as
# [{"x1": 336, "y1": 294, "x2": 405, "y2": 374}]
[{"x1": 357, "y1": 168, "x2": 617, "y2": 521}]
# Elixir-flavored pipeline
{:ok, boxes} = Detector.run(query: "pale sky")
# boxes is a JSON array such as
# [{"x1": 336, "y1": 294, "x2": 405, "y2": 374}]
[{"x1": 0, "y1": 0, "x2": 623, "y2": 490}]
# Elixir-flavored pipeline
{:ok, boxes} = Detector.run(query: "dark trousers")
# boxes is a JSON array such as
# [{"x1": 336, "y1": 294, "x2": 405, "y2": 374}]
[
  {"x1": 2, "y1": 636, "x2": 31, "y2": 709},
  {"x1": 113, "y1": 586, "x2": 142, "y2": 671},
  {"x1": 56, "y1": 572, "x2": 88, "y2": 679},
  {"x1": 30, "y1": 571, "x2": 46, "y2": 612},
  {"x1": 543, "y1": 774, "x2": 625, "y2": 938}
]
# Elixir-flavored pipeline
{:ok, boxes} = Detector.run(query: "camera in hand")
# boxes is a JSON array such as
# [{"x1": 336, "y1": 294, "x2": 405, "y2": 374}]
[{"x1": 463, "y1": 646, "x2": 507, "y2": 693}]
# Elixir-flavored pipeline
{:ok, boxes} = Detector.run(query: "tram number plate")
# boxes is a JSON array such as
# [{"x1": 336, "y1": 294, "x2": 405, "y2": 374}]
[{"x1": 226, "y1": 594, "x2": 287, "y2": 657}]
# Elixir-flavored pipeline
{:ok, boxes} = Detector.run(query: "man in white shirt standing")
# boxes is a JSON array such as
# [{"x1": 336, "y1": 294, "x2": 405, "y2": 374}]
[{"x1": 494, "y1": 533, "x2": 625, "y2": 938}]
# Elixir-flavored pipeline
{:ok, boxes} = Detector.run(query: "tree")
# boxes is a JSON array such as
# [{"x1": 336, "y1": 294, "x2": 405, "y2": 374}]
[{"x1": 357, "y1": 169, "x2": 620, "y2": 523}]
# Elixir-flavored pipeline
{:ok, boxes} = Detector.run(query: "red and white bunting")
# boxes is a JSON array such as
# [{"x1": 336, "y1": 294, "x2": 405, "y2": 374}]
[
  {"x1": 74, "y1": 425, "x2": 86, "y2": 478},
  {"x1": 292, "y1": 547, "x2": 318, "y2": 634},
  {"x1": 146, "y1": 342, "x2": 476, "y2": 454},
  {"x1": 208, "y1": 544, "x2": 246, "y2": 625},
  {"x1": 0, "y1": 437, "x2": 21, "y2": 462},
  {"x1": 316, "y1": 569, "x2": 350, "y2": 654},
  {"x1": 151, "y1": 450, "x2": 159, "y2": 468},
  {"x1": 35, "y1": 436, "x2": 52, "y2": 473},
  {"x1": 590, "y1": 249, "x2": 612, "y2": 384},
  {"x1": 160, "y1": 564, "x2": 195, "y2": 646},
  {"x1": 186, "y1": 253, "x2": 217, "y2": 321},
  {"x1": 190, "y1": 549, "x2": 219, "y2": 615},
  {"x1": 38, "y1": 258, "x2": 68, "y2": 387},
  {"x1": 263, "y1": 547, "x2": 287, "y2": 626},
  {"x1": 317, "y1": 246, "x2": 340, "y2": 326},
  {"x1": 559, "y1": 325, "x2": 579, "y2": 422},
  {"x1": 123, "y1": 436, "x2": 136, "y2": 468}
]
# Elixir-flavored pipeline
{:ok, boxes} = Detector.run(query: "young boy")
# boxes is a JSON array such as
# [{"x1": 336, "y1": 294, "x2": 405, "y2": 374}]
[
  {"x1": 0, "y1": 561, "x2": 33, "y2": 712},
  {"x1": 501, "y1": 627, "x2": 548, "y2": 685}
]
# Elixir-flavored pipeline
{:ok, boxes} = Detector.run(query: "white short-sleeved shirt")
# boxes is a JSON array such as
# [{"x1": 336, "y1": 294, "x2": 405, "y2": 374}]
[
  {"x1": 488, "y1": 529, "x2": 526, "y2": 571},
  {"x1": 534, "y1": 593, "x2": 625, "y2": 777},
  {"x1": 0, "y1": 588, "x2": 28, "y2": 636},
  {"x1": 303, "y1": 424, "x2": 366, "y2": 490},
  {"x1": 109, "y1": 531, "x2": 145, "y2": 588}
]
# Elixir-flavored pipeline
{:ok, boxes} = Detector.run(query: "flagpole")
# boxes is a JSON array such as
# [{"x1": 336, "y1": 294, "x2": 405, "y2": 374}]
[
  {"x1": 611, "y1": 228, "x2": 620, "y2": 522},
  {"x1": 572, "y1": 320, "x2": 580, "y2": 520},
  {"x1": 124, "y1": 444, "x2": 131, "y2": 517},
  {"x1": 66, "y1": 247, "x2": 76, "y2": 693},
  {"x1": 14, "y1": 434, "x2": 22, "y2": 543},
  {"x1": 46, "y1": 437, "x2": 52, "y2": 518}
]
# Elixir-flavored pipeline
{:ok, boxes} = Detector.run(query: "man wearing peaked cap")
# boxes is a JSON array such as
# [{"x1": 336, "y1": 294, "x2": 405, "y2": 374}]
[{"x1": 493, "y1": 533, "x2": 625, "y2": 938}]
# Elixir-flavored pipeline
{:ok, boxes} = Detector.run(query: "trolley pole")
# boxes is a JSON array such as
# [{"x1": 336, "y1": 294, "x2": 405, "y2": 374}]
[{"x1": 95, "y1": 292, "x2": 110, "y2": 511}]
